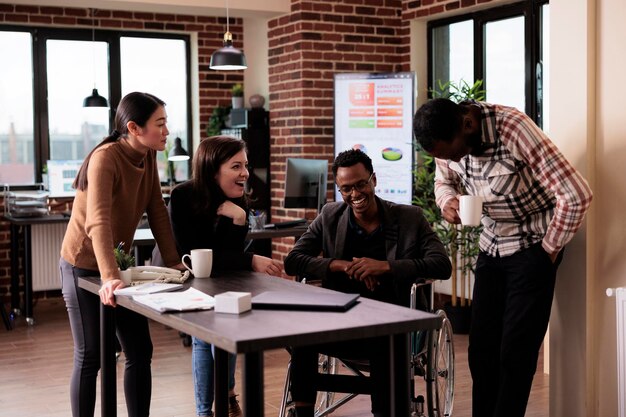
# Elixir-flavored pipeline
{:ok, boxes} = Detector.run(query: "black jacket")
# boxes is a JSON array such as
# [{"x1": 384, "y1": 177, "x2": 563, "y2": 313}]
[{"x1": 284, "y1": 197, "x2": 451, "y2": 307}]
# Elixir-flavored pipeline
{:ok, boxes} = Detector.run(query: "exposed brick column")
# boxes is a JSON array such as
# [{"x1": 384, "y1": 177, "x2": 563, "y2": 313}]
[{"x1": 267, "y1": 0, "x2": 407, "y2": 262}]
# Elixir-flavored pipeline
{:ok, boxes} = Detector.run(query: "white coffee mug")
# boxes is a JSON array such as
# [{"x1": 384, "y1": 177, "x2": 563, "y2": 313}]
[
  {"x1": 181, "y1": 249, "x2": 213, "y2": 278},
  {"x1": 458, "y1": 195, "x2": 483, "y2": 226}
]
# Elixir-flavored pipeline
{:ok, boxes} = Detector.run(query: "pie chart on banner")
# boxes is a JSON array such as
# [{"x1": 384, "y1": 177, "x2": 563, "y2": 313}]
[
  {"x1": 352, "y1": 144, "x2": 367, "y2": 154},
  {"x1": 381, "y1": 147, "x2": 403, "y2": 161}
]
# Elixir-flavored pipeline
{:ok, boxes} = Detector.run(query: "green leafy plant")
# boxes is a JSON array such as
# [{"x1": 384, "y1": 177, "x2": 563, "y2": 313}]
[
  {"x1": 231, "y1": 83, "x2": 244, "y2": 97},
  {"x1": 114, "y1": 242, "x2": 135, "y2": 271},
  {"x1": 414, "y1": 79, "x2": 485, "y2": 308},
  {"x1": 206, "y1": 105, "x2": 231, "y2": 137},
  {"x1": 429, "y1": 79, "x2": 486, "y2": 102}
]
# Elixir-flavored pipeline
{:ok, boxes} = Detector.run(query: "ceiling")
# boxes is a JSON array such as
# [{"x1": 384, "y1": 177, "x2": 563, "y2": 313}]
[{"x1": 7, "y1": 0, "x2": 290, "y2": 18}]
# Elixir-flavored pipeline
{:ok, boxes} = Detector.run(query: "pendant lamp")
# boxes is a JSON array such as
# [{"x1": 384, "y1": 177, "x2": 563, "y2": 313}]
[
  {"x1": 209, "y1": 0, "x2": 247, "y2": 70},
  {"x1": 83, "y1": 9, "x2": 108, "y2": 107}
]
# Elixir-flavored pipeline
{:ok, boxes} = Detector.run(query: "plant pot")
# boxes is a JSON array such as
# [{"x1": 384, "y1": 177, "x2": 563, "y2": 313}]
[
  {"x1": 443, "y1": 301, "x2": 472, "y2": 334},
  {"x1": 119, "y1": 268, "x2": 133, "y2": 286},
  {"x1": 232, "y1": 96, "x2": 244, "y2": 109}
]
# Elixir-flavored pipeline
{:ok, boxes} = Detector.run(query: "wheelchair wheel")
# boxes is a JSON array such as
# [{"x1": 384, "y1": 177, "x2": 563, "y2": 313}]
[
  {"x1": 426, "y1": 310, "x2": 455, "y2": 417},
  {"x1": 314, "y1": 355, "x2": 337, "y2": 414}
]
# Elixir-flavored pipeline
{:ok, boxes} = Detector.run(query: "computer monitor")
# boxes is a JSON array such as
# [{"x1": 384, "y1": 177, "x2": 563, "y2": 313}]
[
  {"x1": 284, "y1": 158, "x2": 328, "y2": 211},
  {"x1": 46, "y1": 159, "x2": 83, "y2": 198}
]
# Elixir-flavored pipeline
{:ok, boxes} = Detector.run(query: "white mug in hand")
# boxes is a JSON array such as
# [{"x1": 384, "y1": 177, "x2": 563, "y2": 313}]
[
  {"x1": 182, "y1": 249, "x2": 213, "y2": 278},
  {"x1": 458, "y1": 195, "x2": 483, "y2": 226}
]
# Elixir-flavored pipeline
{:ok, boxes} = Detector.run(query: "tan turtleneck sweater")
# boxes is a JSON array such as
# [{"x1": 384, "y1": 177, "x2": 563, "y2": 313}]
[{"x1": 61, "y1": 138, "x2": 179, "y2": 281}]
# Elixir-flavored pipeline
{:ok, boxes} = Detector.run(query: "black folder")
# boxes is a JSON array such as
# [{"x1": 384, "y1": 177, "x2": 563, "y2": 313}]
[{"x1": 251, "y1": 291, "x2": 359, "y2": 312}]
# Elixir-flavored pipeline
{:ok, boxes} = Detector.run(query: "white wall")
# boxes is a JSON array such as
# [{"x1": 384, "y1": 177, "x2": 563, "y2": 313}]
[
  {"x1": 548, "y1": 0, "x2": 594, "y2": 415},
  {"x1": 243, "y1": 16, "x2": 270, "y2": 111},
  {"x1": 591, "y1": 0, "x2": 626, "y2": 415}
]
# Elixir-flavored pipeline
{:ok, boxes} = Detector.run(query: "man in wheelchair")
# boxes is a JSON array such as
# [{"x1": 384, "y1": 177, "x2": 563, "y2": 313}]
[{"x1": 284, "y1": 149, "x2": 452, "y2": 417}]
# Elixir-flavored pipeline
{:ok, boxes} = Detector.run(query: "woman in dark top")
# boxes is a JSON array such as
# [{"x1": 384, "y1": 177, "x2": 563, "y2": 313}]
[{"x1": 154, "y1": 135, "x2": 282, "y2": 417}]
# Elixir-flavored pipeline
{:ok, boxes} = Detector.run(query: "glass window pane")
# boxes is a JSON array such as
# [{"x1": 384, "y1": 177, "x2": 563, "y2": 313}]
[
  {"x1": 485, "y1": 16, "x2": 525, "y2": 111},
  {"x1": 47, "y1": 39, "x2": 110, "y2": 161},
  {"x1": 432, "y1": 20, "x2": 474, "y2": 93},
  {"x1": 120, "y1": 37, "x2": 189, "y2": 183},
  {"x1": 0, "y1": 31, "x2": 34, "y2": 184}
]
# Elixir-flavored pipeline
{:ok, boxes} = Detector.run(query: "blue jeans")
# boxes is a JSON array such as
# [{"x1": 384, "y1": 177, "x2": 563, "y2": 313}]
[{"x1": 192, "y1": 337, "x2": 237, "y2": 416}]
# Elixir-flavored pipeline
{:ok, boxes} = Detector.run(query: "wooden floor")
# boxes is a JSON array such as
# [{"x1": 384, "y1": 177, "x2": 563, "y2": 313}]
[{"x1": 0, "y1": 298, "x2": 548, "y2": 416}]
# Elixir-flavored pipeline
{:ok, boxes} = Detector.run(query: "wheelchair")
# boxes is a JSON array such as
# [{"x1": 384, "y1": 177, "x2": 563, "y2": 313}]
[{"x1": 279, "y1": 280, "x2": 455, "y2": 417}]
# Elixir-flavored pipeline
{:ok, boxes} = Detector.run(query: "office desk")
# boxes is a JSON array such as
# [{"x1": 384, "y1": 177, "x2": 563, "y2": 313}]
[
  {"x1": 6, "y1": 211, "x2": 308, "y2": 325},
  {"x1": 78, "y1": 272, "x2": 441, "y2": 417},
  {"x1": 5, "y1": 213, "x2": 69, "y2": 324},
  {"x1": 132, "y1": 225, "x2": 309, "y2": 265}
]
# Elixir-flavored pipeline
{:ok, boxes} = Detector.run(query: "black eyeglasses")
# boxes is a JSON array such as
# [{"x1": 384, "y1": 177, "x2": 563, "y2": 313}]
[{"x1": 337, "y1": 173, "x2": 374, "y2": 196}]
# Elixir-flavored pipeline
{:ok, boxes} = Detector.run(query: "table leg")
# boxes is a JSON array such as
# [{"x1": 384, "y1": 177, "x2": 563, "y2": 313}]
[
  {"x1": 101, "y1": 303, "x2": 117, "y2": 417},
  {"x1": 390, "y1": 333, "x2": 410, "y2": 417},
  {"x1": 242, "y1": 351, "x2": 264, "y2": 417},
  {"x1": 23, "y1": 225, "x2": 34, "y2": 325},
  {"x1": 214, "y1": 347, "x2": 229, "y2": 417},
  {"x1": 9, "y1": 223, "x2": 20, "y2": 315}
]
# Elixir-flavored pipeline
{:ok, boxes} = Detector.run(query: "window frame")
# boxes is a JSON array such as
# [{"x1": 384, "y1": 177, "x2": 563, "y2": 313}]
[
  {"x1": 0, "y1": 24, "x2": 192, "y2": 185},
  {"x1": 427, "y1": 0, "x2": 549, "y2": 123}
]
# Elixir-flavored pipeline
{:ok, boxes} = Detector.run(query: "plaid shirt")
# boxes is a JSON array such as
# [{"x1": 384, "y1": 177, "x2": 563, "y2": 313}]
[{"x1": 434, "y1": 102, "x2": 593, "y2": 257}]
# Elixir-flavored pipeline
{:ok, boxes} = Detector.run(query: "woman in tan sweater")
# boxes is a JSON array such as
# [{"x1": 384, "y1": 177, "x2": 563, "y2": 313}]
[{"x1": 59, "y1": 92, "x2": 183, "y2": 417}]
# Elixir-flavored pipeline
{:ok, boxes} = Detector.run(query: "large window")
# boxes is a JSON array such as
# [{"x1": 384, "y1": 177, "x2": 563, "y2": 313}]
[
  {"x1": 47, "y1": 39, "x2": 110, "y2": 161},
  {"x1": 0, "y1": 26, "x2": 191, "y2": 185},
  {"x1": 0, "y1": 31, "x2": 34, "y2": 184},
  {"x1": 121, "y1": 36, "x2": 189, "y2": 182},
  {"x1": 428, "y1": 1, "x2": 549, "y2": 125}
]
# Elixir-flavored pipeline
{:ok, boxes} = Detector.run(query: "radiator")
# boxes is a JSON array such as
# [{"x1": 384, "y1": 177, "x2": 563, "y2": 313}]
[
  {"x1": 31, "y1": 222, "x2": 67, "y2": 291},
  {"x1": 607, "y1": 287, "x2": 626, "y2": 417}
]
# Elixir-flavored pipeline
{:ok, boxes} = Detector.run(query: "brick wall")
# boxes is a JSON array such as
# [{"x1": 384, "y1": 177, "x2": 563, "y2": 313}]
[
  {"x1": 266, "y1": 0, "x2": 502, "y2": 263},
  {"x1": 267, "y1": 0, "x2": 408, "y2": 260},
  {"x1": 0, "y1": 2, "x2": 243, "y2": 303}
]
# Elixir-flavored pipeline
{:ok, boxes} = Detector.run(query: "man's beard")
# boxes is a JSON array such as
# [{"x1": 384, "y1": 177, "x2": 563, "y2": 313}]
[{"x1": 468, "y1": 130, "x2": 494, "y2": 157}]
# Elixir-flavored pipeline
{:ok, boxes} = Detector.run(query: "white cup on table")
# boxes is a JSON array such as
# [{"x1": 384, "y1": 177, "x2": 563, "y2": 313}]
[
  {"x1": 458, "y1": 195, "x2": 483, "y2": 226},
  {"x1": 182, "y1": 249, "x2": 213, "y2": 278}
]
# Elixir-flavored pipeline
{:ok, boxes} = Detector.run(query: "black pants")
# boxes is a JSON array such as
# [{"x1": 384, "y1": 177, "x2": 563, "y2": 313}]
[
  {"x1": 469, "y1": 243, "x2": 562, "y2": 417},
  {"x1": 60, "y1": 258, "x2": 153, "y2": 417},
  {"x1": 290, "y1": 337, "x2": 391, "y2": 416}
]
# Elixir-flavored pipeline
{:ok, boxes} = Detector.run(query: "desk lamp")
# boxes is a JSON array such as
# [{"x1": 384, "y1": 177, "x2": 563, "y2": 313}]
[{"x1": 168, "y1": 137, "x2": 190, "y2": 185}]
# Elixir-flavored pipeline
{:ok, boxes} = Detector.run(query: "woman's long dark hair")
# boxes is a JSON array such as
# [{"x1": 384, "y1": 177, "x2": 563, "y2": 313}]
[
  {"x1": 191, "y1": 135, "x2": 248, "y2": 214},
  {"x1": 73, "y1": 92, "x2": 166, "y2": 191}
]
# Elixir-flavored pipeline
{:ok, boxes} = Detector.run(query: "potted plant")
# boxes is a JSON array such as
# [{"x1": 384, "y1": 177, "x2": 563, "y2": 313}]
[
  {"x1": 412, "y1": 78, "x2": 485, "y2": 333},
  {"x1": 206, "y1": 105, "x2": 231, "y2": 137},
  {"x1": 114, "y1": 242, "x2": 135, "y2": 285},
  {"x1": 231, "y1": 83, "x2": 244, "y2": 109}
]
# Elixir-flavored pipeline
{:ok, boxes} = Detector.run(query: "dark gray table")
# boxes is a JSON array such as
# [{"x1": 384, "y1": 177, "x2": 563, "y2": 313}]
[{"x1": 78, "y1": 272, "x2": 441, "y2": 417}]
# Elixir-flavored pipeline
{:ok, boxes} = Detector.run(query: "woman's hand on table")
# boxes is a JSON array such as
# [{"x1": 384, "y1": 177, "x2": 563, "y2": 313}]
[
  {"x1": 252, "y1": 255, "x2": 283, "y2": 277},
  {"x1": 99, "y1": 279, "x2": 124, "y2": 307},
  {"x1": 169, "y1": 262, "x2": 186, "y2": 271}
]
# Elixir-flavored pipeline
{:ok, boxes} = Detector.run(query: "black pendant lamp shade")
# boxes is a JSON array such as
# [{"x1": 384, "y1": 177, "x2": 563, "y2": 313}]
[
  {"x1": 168, "y1": 137, "x2": 190, "y2": 162},
  {"x1": 83, "y1": 9, "x2": 109, "y2": 108},
  {"x1": 83, "y1": 88, "x2": 108, "y2": 107},
  {"x1": 210, "y1": 31, "x2": 247, "y2": 70}
]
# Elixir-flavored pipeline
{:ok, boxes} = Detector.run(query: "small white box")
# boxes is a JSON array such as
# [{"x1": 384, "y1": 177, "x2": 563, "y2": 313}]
[{"x1": 214, "y1": 291, "x2": 252, "y2": 314}]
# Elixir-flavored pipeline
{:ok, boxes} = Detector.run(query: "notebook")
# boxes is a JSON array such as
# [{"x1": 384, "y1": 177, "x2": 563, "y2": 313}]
[{"x1": 251, "y1": 291, "x2": 359, "y2": 312}]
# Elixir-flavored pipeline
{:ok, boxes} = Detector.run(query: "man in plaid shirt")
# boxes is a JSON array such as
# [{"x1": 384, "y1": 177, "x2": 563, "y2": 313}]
[{"x1": 413, "y1": 98, "x2": 592, "y2": 417}]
